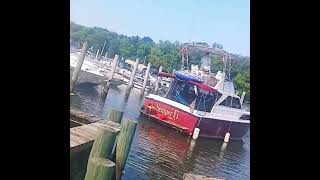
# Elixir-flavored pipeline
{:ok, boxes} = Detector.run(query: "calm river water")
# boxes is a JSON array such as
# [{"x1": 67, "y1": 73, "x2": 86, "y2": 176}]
[{"x1": 70, "y1": 83, "x2": 250, "y2": 180}]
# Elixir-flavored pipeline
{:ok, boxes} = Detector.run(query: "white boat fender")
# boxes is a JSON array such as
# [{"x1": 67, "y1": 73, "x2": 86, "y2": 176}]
[
  {"x1": 224, "y1": 132, "x2": 230, "y2": 143},
  {"x1": 192, "y1": 128, "x2": 200, "y2": 140}
]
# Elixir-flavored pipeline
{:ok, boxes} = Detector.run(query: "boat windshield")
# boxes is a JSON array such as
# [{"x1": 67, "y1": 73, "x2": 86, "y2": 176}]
[
  {"x1": 167, "y1": 80, "x2": 222, "y2": 112},
  {"x1": 219, "y1": 96, "x2": 242, "y2": 109}
]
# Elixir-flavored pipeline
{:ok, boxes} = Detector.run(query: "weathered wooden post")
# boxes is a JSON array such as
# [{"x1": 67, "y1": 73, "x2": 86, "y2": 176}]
[
  {"x1": 153, "y1": 66, "x2": 162, "y2": 94},
  {"x1": 70, "y1": 41, "x2": 89, "y2": 92},
  {"x1": 108, "y1": 109, "x2": 124, "y2": 123},
  {"x1": 104, "y1": 51, "x2": 108, "y2": 61},
  {"x1": 95, "y1": 49, "x2": 100, "y2": 60},
  {"x1": 108, "y1": 109, "x2": 124, "y2": 161},
  {"x1": 140, "y1": 62, "x2": 151, "y2": 97},
  {"x1": 89, "y1": 126, "x2": 120, "y2": 159},
  {"x1": 120, "y1": 57, "x2": 124, "y2": 66},
  {"x1": 116, "y1": 119, "x2": 137, "y2": 180},
  {"x1": 101, "y1": 54, "x2": 119, "y2": 98},
  {"x1": 109, "y1": 54, "x2": 119, "y2": 78},
  {"x1": 101, "y1": 41, "x2": 106, "y2": 56},
  {"x1": 97, "y1": 54, "x2": 102, "y2": 61},
  {"x1": 84, "y1": 123, "x2": 120, "y2": 180},
  {"x1": 84, "y1": 157, "x2": 115, "y2": 180},
  {"x1": 166, "y1": 69, "x2": 176, "y2": 96},
  {"x1": 124, "y1": 58, "x2": 139, "y2": 98}
]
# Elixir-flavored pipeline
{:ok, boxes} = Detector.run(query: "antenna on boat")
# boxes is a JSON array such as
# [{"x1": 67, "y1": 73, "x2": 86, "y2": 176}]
[{"x1": 221, "y1": 51, "x2": 237, "y2": 93}]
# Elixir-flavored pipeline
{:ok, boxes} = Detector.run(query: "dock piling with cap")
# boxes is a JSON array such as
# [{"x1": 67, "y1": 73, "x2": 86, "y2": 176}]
[
  {"x1": 140, "y1": 62, "x2": 151, "y2": 97},
  {"x1": 101, "y1": 54, "x2": 119, "y2": 98},
  {"x1": 70, "y1": 41, "x2": 89, "y2": 92},
  {"x1": 153, "y1": 66, "x2": 162, "y2": 94},
  {"x1": 115, "y1": 119, "x2": 137, "y2": 180},
  {"x1": 124, "y1": 58, "x2": 139, "y2": 99}
]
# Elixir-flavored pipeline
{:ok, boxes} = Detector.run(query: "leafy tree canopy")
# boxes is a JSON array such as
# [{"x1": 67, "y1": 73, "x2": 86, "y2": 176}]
[{"x1": 70, "y1": 22, "x2": 250, "y2": 100}]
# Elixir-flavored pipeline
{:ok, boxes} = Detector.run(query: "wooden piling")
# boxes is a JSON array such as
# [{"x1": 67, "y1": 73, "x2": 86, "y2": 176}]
[
  {"x1": 95, "y1": 49, "x2": 100, "y2": 60},
  {"x1": 82, "y1": 121, "x2": 120, "y2": 180},
  {"x1": 104, "y1": 51, "x2": 108, "y2": 61},
  {"x1": 101, "y1": 54, "x2": 119, "y2": 97},
  {"x1": 166, "y1": 68, "x2": 176, "y2": 96},
  {"x1": 153, "y1": 66, "x2": 162, "y2": 94},
  {"x1": 108, "y1": 54, "x2": 119, "y2": 81},
  {"x1": 108, "y1": 109, "x2": 124, "y2": 124},
  {"x1": 120, "y1": 57, "x2": 124, "y2": 66},
  {"x1": 70, "y1": 41, "x2": 89, "y2": 92},
  {"x1": 84, "y1": 157, "x2": 115, "y2": 180},
  {"x1": 124, "y1": 58, "x2": 139, "y2": 98},
  {"x1": 101, "y1": 41, "x2": 106, "y2": 56},
  {"x1": 116, "y1": 119, "x2": 137, "y2": 180},
  {"x1": 108, "y1": 109, "x2": 124, "y2": 161},
  {"x1": 140, "y1": 62, "x2": 151, "y2": 97},
  {"x1": 89, "y1": 125, "x2": 120, "y2": 159}
]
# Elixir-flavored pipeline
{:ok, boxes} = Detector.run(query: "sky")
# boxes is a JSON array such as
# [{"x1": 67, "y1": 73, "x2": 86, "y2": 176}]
[{"x1": 70, "y1": 0, "x2": 250, "y2": 56}]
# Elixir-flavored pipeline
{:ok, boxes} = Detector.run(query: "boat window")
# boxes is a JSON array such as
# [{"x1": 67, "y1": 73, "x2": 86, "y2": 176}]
[
  {"x1": 195, "y1": 90, "x2": 222, "y2": 112},
  {"x1": 167, "y1": 80, "x2": 223, "y2": 112},
  {"x1": 231, "y1": 97, "x2": 241, "y2": 109},
  {"x1": 219, "y1": 96, "x2": 242, "y2": 109},
  {"x1": 167, "y1": 80, "x2": 196, "y2": 106},
  {"x1": 220, "y1": 96, "x2": 232, "y2": 106}
]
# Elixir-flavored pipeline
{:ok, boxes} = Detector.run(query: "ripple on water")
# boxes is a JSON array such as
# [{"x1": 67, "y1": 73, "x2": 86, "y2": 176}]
[{"x1": 71, "y1": 85, "x2": 250, "y2": 180}]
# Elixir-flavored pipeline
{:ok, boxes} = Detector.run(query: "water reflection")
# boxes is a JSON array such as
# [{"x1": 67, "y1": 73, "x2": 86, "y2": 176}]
[
  {"x1": 70, "y1": 94, "x2": 82, "y2": 110},
  {"x1": 70, "y1": 84, "x2": 250, "y2": 180}
]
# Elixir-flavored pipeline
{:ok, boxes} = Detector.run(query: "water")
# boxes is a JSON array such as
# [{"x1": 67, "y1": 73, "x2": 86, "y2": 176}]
[{"x1": 70, "y1": 84, "x2": 250, "y2": 180}]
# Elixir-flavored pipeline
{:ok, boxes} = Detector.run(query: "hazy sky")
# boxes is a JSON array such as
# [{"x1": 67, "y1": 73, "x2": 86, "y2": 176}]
[{"x1": 71, "y1": 0, "x2": 250, "y2": 56}]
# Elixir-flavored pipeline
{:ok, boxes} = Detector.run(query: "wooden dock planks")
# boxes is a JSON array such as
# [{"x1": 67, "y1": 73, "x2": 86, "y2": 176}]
[
  {"x1": 70, "y1": 122, "x2": 121, "y2": 154},
  {"x1": 70, "y1": 107, "x2": 101, "y2": 125}
]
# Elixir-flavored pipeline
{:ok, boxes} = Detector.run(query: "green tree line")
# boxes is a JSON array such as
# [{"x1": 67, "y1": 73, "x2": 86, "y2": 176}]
[{"x1": 70, "y1": 22, "x2": 250, "y2": 101}]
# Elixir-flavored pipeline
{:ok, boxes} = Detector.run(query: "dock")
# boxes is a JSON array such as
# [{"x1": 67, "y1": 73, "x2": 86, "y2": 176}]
[
  {"x1": 70, "y1": 120, "x2": 121, "y2": 180},
  {"x1": 70, "y1": 121, "x2": 121, "y2": 154},
  {"x1": 70, "y1": 52, "x2": 155, "y2": 93},
  {"x1": 70, "y1": 107, "x2": 100, "y2": 127},
  {"x1": 70, "y1": 108, "x2": 136, "y2": 180}
]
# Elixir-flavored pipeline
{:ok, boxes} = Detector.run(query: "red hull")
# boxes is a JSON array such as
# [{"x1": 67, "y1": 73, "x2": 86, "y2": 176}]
[
  {"x1": 142, "y1": 96, "x2": 250, "y2": 140},
  {"x1": 142, "y1": 97, "x2": 199, "y2": 135}
]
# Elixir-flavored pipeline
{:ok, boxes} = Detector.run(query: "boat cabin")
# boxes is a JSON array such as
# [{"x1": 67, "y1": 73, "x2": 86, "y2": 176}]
[{"x1": 165, "y1": 74, "x2": 242, "y2": 114}]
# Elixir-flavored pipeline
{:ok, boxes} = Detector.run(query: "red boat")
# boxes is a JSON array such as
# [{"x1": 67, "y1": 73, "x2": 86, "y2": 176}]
[{"x1": 140, "y1": 45, "x2": 250, "y2": 140}]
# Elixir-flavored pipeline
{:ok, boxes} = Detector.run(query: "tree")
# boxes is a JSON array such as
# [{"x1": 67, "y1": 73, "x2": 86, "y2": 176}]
[
  {"x1": 136, "y1": 44, "x2": 151, "y2": 61},
  {"x1": 234, "y1": 71, "x2": 250, "y2": 101},
  {"x1": 210, "y1": 55, "x2": 224, "y2": 73},
  {"x1": 141, "y1": 37, "x2": 154, "y2": 44},
  {"x1": 69, "y1": 22, "x2": 250, "y2": 102},
  {"x1": 147, "y1": 46, "x2": 166, "y2": 68},
  {"x1": 119, "y1": 38, "x2": 134, "y2": 58}
]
